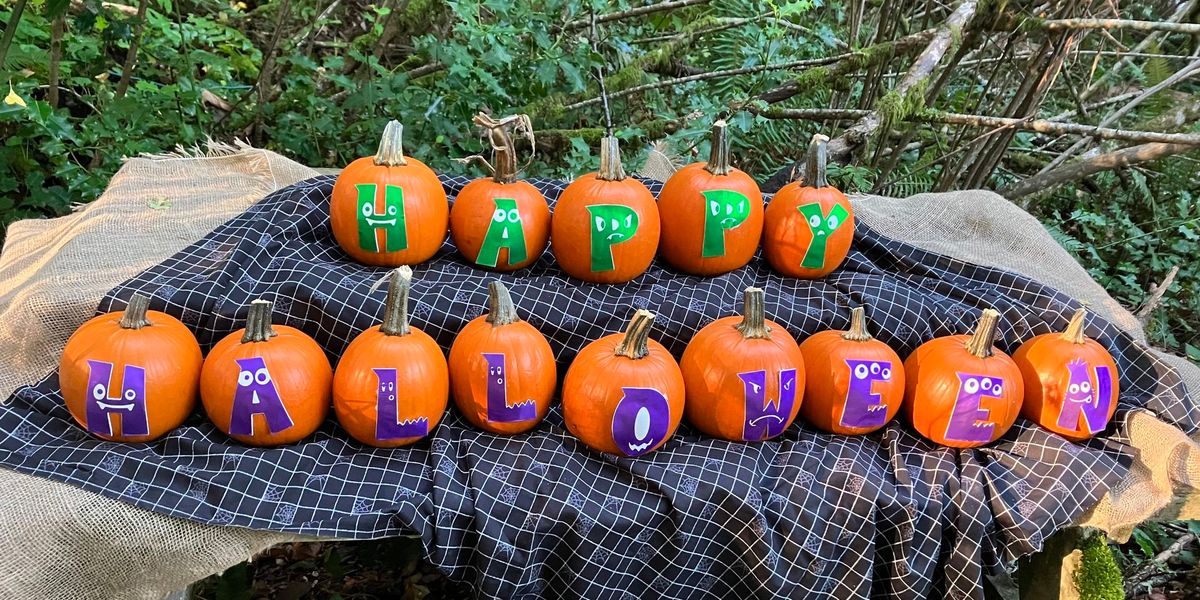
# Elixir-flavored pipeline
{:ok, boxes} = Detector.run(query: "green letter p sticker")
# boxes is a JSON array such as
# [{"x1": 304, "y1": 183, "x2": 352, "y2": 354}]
[
  {"x1": 587, "y1": 204, "x2": 639, "y2": 272},
  {"x1": 476, "y1": 198, "x2": 527, "y2": 268},
  {"x1": 700, "y1": 189, "x2": 750, "y2": 258}
]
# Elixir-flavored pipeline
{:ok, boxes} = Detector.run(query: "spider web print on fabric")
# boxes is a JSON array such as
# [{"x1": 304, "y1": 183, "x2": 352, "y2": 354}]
[{"x1": 0, "y1": 174, "x2": 1193, "y2": 600}]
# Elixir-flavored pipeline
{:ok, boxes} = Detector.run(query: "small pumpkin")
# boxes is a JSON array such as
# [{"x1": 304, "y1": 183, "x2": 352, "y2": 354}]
[
  {"x1": 658, "y1": 119, "x2": 764, "y2": 276},
  {"x1": 448, "y1": 281, "x2": 555, "y2": 434},
  {"x1": 551, "y1": 135, "x2": 660, "y2": 284},
  {"x1": 681, "y1": 287, "x2": 805, "y2": 441},
  {"x1": 60, "y1": 294, "x2": 203, "y2": 442},
  {"x1": 902, "y1": 309, "x2": 1024, "y2": 448},
  {"x1": 330, "y1": 120, "x2": 449, "y2": 266},
  {"x1": 563, "y1": 309, "x2": 685, "y2": 456},
  {"x1": 762, "y1": 134, "x2": 855, "y2": 278},
  {"x1": 1013, "y1": 307, "x2": 1119, "y2": 441},
  {"x1": 200, "y1": 299, "x2": 332, "y2": 446},
  {"x1": 450, "y1": 113, "x2": 550, "y2": 271},
  {"x1": 333, "y1": 267, "x2": 448, "y2": 447},
  {"x1": 798, "y1": 306, "x2": 905, "y2": 435}
]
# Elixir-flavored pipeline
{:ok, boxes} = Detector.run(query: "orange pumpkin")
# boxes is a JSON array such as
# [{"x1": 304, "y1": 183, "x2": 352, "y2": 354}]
[
  {"x1": 902, "y1": 309, "x2": 1024, "y2": 448},
  {"x1": 448, "y1": 281, "x2": 555, "y2": 434},
  {"x1": 1013, "y1": 307, "x2": 1119, "y2": 441},
  {"x1": 563, "y1": 309, "x2": 684, "y2": 456},
  {"x1": 333, "y1": 267, "x2": 448, "y2": 447},
  {"x1": 658, "y1": 119, "x2": 764, "y2": 276},
  {"x1": 200, "y1": 299, "x2": 332, "y2": 446},
  {"x1": 450, "y1": 113, "x2": 550, "y2": 271},
  {"x1": 681, "y1": 287, "x2": 805, "y2": 441},
  {"x1": 798, "y1": 306, "x2": 905, "y2": 435},
  {"x1": 330, "y1": 120, "x2": 449, "y2": 266},
  {"x1": 59, "y1": 294, "x2": 203, "y2": 442},
  {"x1": 762, "y1": 134, "x2": 855, "y2": 278},
  {"x1": 551, "y1": 136, "x2": 660, "y2": 284}
]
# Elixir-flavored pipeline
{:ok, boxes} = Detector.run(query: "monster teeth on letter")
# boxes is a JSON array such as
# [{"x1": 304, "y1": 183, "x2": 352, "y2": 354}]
[{"x1": 95, "y1": 402, "x2": 135, "y2": 411}]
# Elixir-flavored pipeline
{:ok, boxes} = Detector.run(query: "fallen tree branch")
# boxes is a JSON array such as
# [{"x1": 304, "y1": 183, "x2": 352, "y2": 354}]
[
  {"x1": 69, "y1": 0, "x2": 139, "y2": 15},
  {"x1": 1035, "y1": 18, "x2": 1200, "y2": 35},
  {"x1": 749, "y1": 106, "x2": 1200, "y2": 145},
  {"x1": 999, "y1": 142, "x2": 1197, "y2": 199},
  {"x1": 826, "y1": 0, "x2": 978, "y2": 162},
  {"x1": 1123, "y1": 531, "x2": 1196, "y2": 596},
  {"x1": 1081, "y1": 0, "x2": 1197, "y2": 100},
  {"x1": 564, "y1": 0, "x2": 710, "y2": 31},
  {"x1": 1136, "y1": 265, "x2": 1181, "y2": 326}
]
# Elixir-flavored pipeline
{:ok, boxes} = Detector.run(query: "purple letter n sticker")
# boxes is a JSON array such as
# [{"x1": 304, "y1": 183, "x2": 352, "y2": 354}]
[
  {"x1": 1056, "y1": 360, "x2": 1115, "y2": 436},
  {"x1": 229, "y1": 357, "x2": 294, "y2": 436},
  {"x1": 85, "y1": 360, "x2": 149, "y2": 437}
]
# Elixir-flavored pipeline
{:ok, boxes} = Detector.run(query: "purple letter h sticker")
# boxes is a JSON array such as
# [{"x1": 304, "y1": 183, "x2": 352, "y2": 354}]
[{"x1": 85, "y1": 360, "x2": 149, "y2": 437}]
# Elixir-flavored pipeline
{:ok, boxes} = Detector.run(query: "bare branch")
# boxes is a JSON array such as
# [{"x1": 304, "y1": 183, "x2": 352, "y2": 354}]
[
  {"x1": 113, "y1": 0, "x2": 150, "y2": 99},
  {"x1": 1136, "y1": 265, "x2": 1181, "y2": 326},
  {"x1": 999, "y1": 142, "x2": 1197, "y2": 199},
  {"x1": 564, "y1": 0, "x2": 710, "y2": 31},
  {"x1": 1036, "y1": 18, "x2": 1200, "y2": 35},
  {"x1": 1081, "y1": 0, "x2": 1197, "y2": 100}
]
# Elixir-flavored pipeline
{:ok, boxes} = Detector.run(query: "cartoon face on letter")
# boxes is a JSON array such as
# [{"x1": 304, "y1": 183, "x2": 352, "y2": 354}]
[
  {"x1": 943, "y1": 372, "x2": 1005, "y2": 444},
  {"x1": 611, "y1": 387, "x2": 671, "y2": 456},
  {"x1": 840, "y1": 359, "x2": 893, "y2": 429}
]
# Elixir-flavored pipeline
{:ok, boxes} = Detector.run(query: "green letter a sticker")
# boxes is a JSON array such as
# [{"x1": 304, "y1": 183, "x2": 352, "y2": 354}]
[
  {"x1": 797, "y1": 203, "x2": 849, "y2": 269},
  {"x1": 356, "y1": 183, "x2": 407, "y2": 252},
  {"x1": 587, "y1": 204, "x2": 639, "y2": 272},
  {"x1": 475, "y1": 198, "x2": 527, "y2": 268},
  {"x1": 700, "y1": 189, "x2": 750, "y2": 258}
]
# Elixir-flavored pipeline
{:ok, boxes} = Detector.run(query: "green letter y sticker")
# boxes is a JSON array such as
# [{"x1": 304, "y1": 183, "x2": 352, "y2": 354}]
[
  {"x1": 587, "y1": 204, "x2": 639, "y2": 272},
  {"x1": 797, "y1": 203, "x2": 849, "y2": 269}
]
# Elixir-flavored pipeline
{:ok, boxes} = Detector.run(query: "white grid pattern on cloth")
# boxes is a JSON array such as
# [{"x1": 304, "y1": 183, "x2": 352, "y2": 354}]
[{"x1": 0, "y1": 173, "x2": 1192, "y2": 600}]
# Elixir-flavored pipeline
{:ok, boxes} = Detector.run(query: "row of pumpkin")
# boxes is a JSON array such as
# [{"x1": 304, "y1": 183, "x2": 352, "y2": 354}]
[
  {"x1": 60, "y1": 268, "x2": 1119, "y2": 455},
  {"x1": 330, "y1": 115, "x2": 852, "y2": 282}
]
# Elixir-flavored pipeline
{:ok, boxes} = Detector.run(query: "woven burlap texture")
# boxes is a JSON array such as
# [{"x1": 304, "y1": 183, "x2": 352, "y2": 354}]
[{"x1": 0, "y1": 146, "x2": 1195, "y2": 599}]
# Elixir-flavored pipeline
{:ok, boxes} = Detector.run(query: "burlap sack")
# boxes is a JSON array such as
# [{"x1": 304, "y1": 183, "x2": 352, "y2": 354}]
[{"x1": 0, "y1": 145, "x2": 1195, "y2": 599}]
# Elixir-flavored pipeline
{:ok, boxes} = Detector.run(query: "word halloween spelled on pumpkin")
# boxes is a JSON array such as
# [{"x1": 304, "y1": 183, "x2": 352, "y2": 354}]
[
  {"x1": 331, "y1": 120, "x2": 449, "y2": 266},
  {"x1": 449, "y1": 281, "x2": 556, "y2": 434},
  {"x1": 800, "y1": 306, "x2": 905, "y2": 435},
  {"x1": 551, "y1": 136, "x2": 660, "y2": 284},
  {"x1": 60, "y1": 294, "x2": 203, "y2": 442},
  {"x1": 1013, "y1": 307, "x2": 1120, "y2": 441},
  {"x1": 450, "y1": 113, "x2": 550, "y2": 271},
  {"x1": 563, "y1": 309, "x2": 685, "y2": 456},
  {"x1": 658, "y1": 119, "x2": 764, "y2": 276},
  {"x1": 333, "y1": 267, "x2": 448, "y2": 447},
  {"x1": 903, "y1": 309, "x2": 1024, "y2": 448},
  {"x1": 200, "y1": 299, "x2": 332, "y2": 446},
  {"x1": 763, "y1": 134, "x2": 855, "y2": 278},
  {"x1": 681, "y1": 287, "x2": 805, "y2": 441}
]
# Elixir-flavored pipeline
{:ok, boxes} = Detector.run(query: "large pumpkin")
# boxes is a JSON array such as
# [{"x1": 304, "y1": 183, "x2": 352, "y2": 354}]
[
  {"x1": 658, "y1": 119, "x2": 764, "y2": 276},
  {"x1": 200, "y1": 299, "x2": 332, "y2": 446},
  {"x1": 448, "y1": 281, "x2": 555, "y2": 434},
  {"x1": 762, "y1": 134, "x2": 855, "y2": 278},
  {"x1": 681, "y1": 287, "x2": 805, "y2": 441},
  {"x1": 902, "y1": 309, "x2": 1024, "y2": 448},
  {"x1": 551, "y1": 136, "x2": 660, "y2": 284},
  {"x1": 60, "y1": 294, "x2": 203, "y2": 442},
  {"x1": 563, "y1": 309, "x2": 685, "y2": 456},
  {"x1": 330, "y1": 120, "x2": 449, "y2": 266},
  {"x1": 799, "y1": 306, "x2": 905, "y2": 435},
  {"x1": 450, "y1": 113, "x2": 550, "y2": 271},
  {"x1": 333, "y1": 267, "x2": 448, "y2": 447},
  {"x1": 1013, "y1": 307, "x2": 1119, "y2": 441}
]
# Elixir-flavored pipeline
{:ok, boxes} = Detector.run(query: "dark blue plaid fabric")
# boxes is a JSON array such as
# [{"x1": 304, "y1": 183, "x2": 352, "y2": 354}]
[{"x1": 0, "y1": 174, "x2": 1192, "y2": 599}]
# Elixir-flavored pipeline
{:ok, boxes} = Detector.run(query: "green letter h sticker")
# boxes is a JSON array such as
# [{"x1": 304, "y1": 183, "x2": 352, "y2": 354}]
[{"x1": 355, "y1": 183, "x2": 407, "y2": 252}]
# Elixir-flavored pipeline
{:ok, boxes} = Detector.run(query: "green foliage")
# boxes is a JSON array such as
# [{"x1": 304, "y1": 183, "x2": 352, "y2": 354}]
[{"x1": 1074, "y1": 533, "x2": 1123, "y2": 600}]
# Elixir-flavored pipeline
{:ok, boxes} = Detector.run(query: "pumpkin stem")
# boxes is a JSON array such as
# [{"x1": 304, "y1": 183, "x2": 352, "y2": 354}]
[
  {"x1": 734, "y1": 287, "x2": 772, "y2": 339},
  {"x1": 118, "y1": 294, "x2": 152, "y2": 330},
  {"x1": 241, "y1": 299, "x2": 278, "y2": 343},
  {"x1": 597, "y1": 135, "x2": 627, "y2": 181},
  {"x1": 704, "y1": 119, "x2": 733, "y2": 176},
  {"x1": 805, "y1": 133, "x2": 830, "y2": 188},
  {"x1": 379, "y1": 266, "x2": 414, "y2": 336},
  {"x1": 964, "y1": 309, "x2": 1001, "y2": 359},
  {"x1": 485, "y1": 281, "x2": 521, "y2": 326},
  {"x1": 1060, "y1": 307, "x2": 1089, "y2": 344},
  {"x1": 841, "y1": 306, "x2": 874, "y2": 342},
  {"x1": 614, "y1": 309, "x2": 655, "y2": 359},
  {"x1": 373, "y1": 120, "x2": 409, "y2": 167}
]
